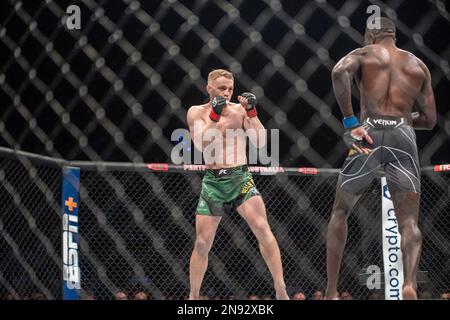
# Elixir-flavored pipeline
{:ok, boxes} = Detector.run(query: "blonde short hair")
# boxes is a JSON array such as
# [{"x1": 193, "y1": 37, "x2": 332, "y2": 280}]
[{"x1": 207, "y1": 69, "x2": 234, "y2": 83}]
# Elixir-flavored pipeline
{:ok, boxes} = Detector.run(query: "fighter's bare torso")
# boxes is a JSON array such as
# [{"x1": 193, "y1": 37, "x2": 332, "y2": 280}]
[
  {"x1": 354, "y1": 44, "x2": 429, "y2": 121},
  {"x1": 189, "y1": 102, "x2": 248, "y2": 169}
]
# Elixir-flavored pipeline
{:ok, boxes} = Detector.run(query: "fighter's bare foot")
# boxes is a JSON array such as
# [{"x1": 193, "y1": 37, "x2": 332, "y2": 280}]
[
  {"x1": 324, "y1": 289, "x2": 339, "y2": 300},
  {"x1": 276, "y1": 291, "x2": 290, "y2": 300},
  {"x1": 402, "y1": 285, "x2": 417, "y2": 300},
  {"x1": 275, "y1": 284, "x2": 289, "y2": 300}
]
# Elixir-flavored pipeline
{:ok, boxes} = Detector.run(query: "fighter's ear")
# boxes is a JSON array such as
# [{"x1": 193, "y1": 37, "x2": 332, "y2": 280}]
[{"x1": 206, "y1": 84, "x2": 211, "y2": 95}]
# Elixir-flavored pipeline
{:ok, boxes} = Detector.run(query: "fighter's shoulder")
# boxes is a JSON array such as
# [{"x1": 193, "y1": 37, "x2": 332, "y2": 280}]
[
  {"x1": 411, "y1": 55, "x2": 430, "y2": 74},
  {"x1": 187, "y1": 104, "x2": 209, "y2": 120},
  {"x1": 398, "y1": 49, "x2": 431, "y2": 75},
  {"x1": 188, "y1": 104, "x2": 208, "y2": 114},
  {"x1": 337, "y1": 47, "x2": 372, "y2": 64},
  {"x1": 395, "y1": 48, "x2": 421, "y2": 62},
  {"x1": 347, "y1": 46, "x2": 372, "y2": 57}
]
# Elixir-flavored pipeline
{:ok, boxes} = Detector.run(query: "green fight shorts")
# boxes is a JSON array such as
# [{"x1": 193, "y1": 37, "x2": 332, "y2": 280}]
[{"x1": 196, "y1": 165, "x2": 261, "y2": 216}]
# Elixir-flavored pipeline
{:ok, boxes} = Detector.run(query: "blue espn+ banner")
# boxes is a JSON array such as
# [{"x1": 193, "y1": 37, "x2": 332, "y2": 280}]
[{"x1": 62, "y1": 166, "x2": 81, "y2": 300}]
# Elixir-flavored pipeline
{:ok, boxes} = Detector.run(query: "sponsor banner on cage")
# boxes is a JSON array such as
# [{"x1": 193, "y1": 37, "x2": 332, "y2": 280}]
[
  {"x1": 147, "y1": 163, "x2": 169, "y2": 171},
  {"x1": 381, "y1": 177, "x2": 404, "y2": 300},
  {"x1": 183, "y1": 164, "x2": 206, "y2": 171},
  {"x1": 249, "y1": 166, "x2": 285, "y2": 174},
  {"x1": 434, "y1": 164, "x2": 450, "y2": 172},
  {"x1": 297, "y1": 167, "x2": 318, "y2": 175},
  {"x1": 62, "y1": 166, "x2": 81, "y2": 299}
]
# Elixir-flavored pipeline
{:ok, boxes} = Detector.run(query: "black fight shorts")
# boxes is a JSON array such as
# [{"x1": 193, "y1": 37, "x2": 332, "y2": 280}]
[{"x1": 338, "y1": 115, "x2": 421, "y2": 194}]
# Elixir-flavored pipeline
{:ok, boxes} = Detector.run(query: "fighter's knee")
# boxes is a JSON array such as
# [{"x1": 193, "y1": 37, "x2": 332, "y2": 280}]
[
  {"x1": 255, "y1": 219, "x2": 270, "y2": 232},
  {"x1": 194, "y1": 238, "x2": 213, "y2": 256},
  {"x1": 398, "y1": 218, "x2": 417, "y2": 231},
  {"x1": 253, "y1": 220, "x2": 274, "y2": 242},
  {"x1": 330, "y1": 208, "x2": 349, "y2": 221},
  {"x1": 414, "y1": 227, "x2": 422, "y2": 243},
  {"x1": 399, "y1": 220, "x2": 422, "y2": 243}
]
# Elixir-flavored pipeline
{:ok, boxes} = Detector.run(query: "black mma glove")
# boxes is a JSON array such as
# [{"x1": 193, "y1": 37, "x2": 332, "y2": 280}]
[
  {"x1": 209, "y1": 96, "x2": 227, "y2": 122},
  {"x1": 240, "y1": 92, "x2": 257, "y2": 118}
]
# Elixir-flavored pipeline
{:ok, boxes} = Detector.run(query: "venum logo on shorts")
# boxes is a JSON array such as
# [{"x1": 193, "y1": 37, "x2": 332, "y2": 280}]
[
  {"x1": 373, "y1": 119, "x2": 397, "y2": 126},
  {"x1": 218, "y1": 169, "x2": 228, "y2": 175}
]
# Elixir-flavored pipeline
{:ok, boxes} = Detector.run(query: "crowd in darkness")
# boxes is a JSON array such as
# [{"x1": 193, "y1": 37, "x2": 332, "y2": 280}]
[
  {"x1": 86, "y1": 289, "x2": 450, "y2": 300},
  {"x1": 5, "y1": 290, "x2": 441, "y2": 300},
  {"x1": 2, "y1": 287, "x2": 448, "y2": 300}
]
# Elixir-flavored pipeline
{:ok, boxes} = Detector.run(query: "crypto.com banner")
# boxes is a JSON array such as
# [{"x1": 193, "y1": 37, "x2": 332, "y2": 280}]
[{"x1": 381, "y1": 177, "x2": 404, "y2": 300}]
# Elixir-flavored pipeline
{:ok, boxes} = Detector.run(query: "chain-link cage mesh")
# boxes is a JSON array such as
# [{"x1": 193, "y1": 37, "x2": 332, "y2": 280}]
[
  {"x1": 78, "y1": 168, "x2": 450, "y2": 299},
  {"x1": 0, "y1": 157, "x2": 61, "y2": 300},
  {"x1": 0, "y1": 0, "x2": 449, "y2": 166},
  {"x1": 1, "y1": 0, "x2": 449, "y2": 301},
  {"x1": 1, "y1": 157, "x2": 449, "y2": 300}
]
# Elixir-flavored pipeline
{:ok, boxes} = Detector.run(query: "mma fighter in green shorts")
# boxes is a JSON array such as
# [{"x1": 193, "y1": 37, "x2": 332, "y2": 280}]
[{"x1": 187, "y1": 69, "x2": 289, "y2": 300}]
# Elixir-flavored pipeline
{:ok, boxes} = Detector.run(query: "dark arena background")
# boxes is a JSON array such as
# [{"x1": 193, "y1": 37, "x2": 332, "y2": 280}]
[{"x1": 0, "y1": 0, "x2": 449, "y2": 301}]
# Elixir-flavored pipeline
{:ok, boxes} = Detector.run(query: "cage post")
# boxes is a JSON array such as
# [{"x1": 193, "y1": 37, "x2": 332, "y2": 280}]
[
  {"x1": 62, "y1": 166, "x2": 81, "y2": 300},
  {"x1": 381, "y1": 177, "x2": 404, "y2": 300}
]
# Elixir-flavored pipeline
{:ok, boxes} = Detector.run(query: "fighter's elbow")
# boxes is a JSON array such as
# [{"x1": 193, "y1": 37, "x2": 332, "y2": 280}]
[
  {"x1": 332, "y1": 64, "x2": 346, "y2": 78},
  {"x1": 420, "y1": 112, "x2": 437, "y2": 130},
  {"x1": 426, "y1": 115, "x2": 437, "y2": 130},
  {"x1": 332, "y1": 68, "x2": 349, "y2": 88}
]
